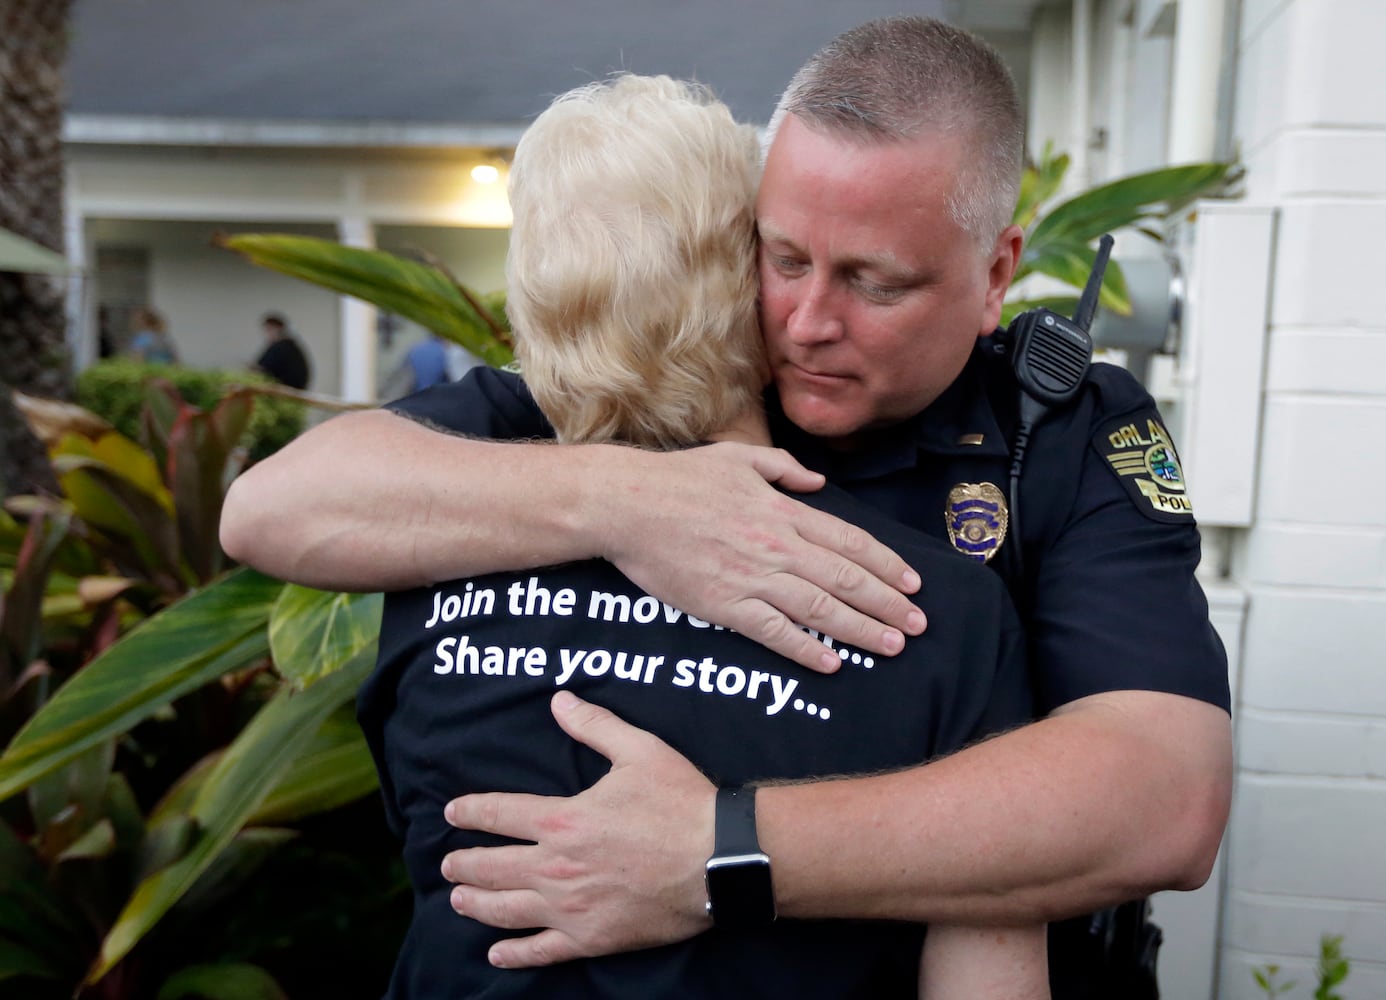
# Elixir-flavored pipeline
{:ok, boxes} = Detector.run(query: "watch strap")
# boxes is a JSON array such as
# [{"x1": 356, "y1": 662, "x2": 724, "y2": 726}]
[{"x1": 714, "y1": 786, "x2": 761, "y2": 856}]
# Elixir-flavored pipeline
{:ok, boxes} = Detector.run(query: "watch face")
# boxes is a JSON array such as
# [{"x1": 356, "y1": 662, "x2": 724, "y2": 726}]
[{"x1": 705, "y1": 854, "x2": 775, "y2": 929}]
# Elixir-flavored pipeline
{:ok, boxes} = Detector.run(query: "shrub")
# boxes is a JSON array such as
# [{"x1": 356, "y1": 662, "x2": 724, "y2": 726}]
[{"x1": 77, "y1": 359, "x2": 305, "y2": 463}]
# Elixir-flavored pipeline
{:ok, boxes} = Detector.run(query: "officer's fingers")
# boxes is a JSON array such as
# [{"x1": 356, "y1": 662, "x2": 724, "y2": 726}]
[
  {"x1": 449, "y1": 885, "x2": 552, "y2": 934},
  {"x1": 787, "y1": 526, "x2": 925, "y2": 634},
  {"x1": 488, "y1": 929, "x2": 586, "y2": 969},
  {"x1": 441, "y1": 844, "x2": 538, "y2": 890},
  {"x1": 796, "y1": 511, "x2": 924, "y2": 604},
  {"x1": 719, "y1": 596, "x2": 842, "y2": 674},
  {"x1": 444, "y1": 790, "x2": 555, "y2": 842},
  {"x1": 738, "y1": 566, "x2": 916, "y2": 665}
]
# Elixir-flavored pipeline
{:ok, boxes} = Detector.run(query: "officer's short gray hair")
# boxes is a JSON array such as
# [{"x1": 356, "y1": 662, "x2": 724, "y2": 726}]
[{"x1": 767, "y1": 16, "x2": 1024, "y2": 247}]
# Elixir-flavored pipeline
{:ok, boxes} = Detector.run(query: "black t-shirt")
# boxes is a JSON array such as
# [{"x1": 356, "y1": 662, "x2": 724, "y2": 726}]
[{"x1": 361, "y1": 371, "x2": 1031, "y2": 998}]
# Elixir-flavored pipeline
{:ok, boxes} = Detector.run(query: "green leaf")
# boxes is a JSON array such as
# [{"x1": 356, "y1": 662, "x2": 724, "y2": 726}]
[
  {"x1": 157, "y1": 962, "x2": 288, "y2": 1000},
  {"x1": 1012, "y1": 144, "x2": 1069, "y2": 231},
  {"x1": 167, "y1": 390, "x2": 254, "y2": 583},
  {"x1": 1, "y1": 507, "x2": 73, "y2": 679},
  {"x1": 26, "y1": 740, "x2": 114, "y2": 834},
  {"x1": 148, "y1": 754, "x2": 220, "y2": 827},
  {"x1": 171, "y1": 827, "x2": 297, "y2": 916},
  {"x1": 0, "y1": 937, "x2": 66, "y2": 984},
  {"x1": 216, "y1": 234, "x2": 514, "y2": 367},
  {"x1": 1030, "y1": 163, "x2": 1233, "y2": 247},
  {"x1": 999, "y1": 296, "x2": 1081, "y2": 329},
  {"x1": 86, "y1": 646, "x2": 375, "y2": 985},
  {"x1": 0, "y1": 568, "x2": 282, "y2": 802},
  {"x1": 137, "y1": 814, "x2": 200, "y2": 881},
  {"x1": 0, "y1": 820, "x2": 83, "y2": 976},
  {"x1": 248, "y1": 706, "x2": 378, "y2": 824},
  {"x1": 52, "y1": 452, "x2": 186, "y2": 591},
  {"x1": 268, "y1": 585, "x2": 381, "y2": 688},
  {"x1": 1019, "y1": 242, "x2": 1132, "y2": 315},
  {"x1": 103, "y1": 771, "x2": 147, "y2": 852},
  {"x1": 55, "y1": 817, "x2": 116, "y2": 862},
  {"x1": 140, "y1": 379, "x2": 183, "y2": 470}
]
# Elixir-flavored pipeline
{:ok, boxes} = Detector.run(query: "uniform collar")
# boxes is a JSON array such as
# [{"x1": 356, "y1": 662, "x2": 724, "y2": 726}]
[{"x1": 768, "y1": 345, "x2": 1011, "y2": 483}]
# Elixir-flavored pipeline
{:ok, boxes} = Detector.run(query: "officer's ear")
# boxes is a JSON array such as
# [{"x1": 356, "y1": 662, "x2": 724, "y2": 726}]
[{"x1": 978, "y1": 224, "x2": 1024, "y2": 336}]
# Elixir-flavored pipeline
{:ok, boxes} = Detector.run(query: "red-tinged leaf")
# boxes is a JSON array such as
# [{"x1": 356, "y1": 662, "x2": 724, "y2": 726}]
[
  {"x1": 0, "y1": 568, "x2": 281, "y2": 802},
  {"x1": 1, "y1": 509, "x2": 73, "y2": 682}
]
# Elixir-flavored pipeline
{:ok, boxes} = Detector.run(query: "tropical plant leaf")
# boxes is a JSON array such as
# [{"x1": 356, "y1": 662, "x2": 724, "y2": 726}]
[
  {"x1": 11, "y1": 391, "x2": 115, "y2": 450},
  {"x1": 1029, "y1": 163, "x2": 1232, "y2": 247},
  {"x1": 166, "y1": 388, "x2": 255, "y2": 583},
  {"x1": 170, "y1": 827, "x2": 297, "y2": 917},
  {"x1": 157, "y1": 709, "x2": 377, "y2": 828},
  {"x1": 86, "y1": 646, "x2": 375, "y2": 985},
  {"x1": 1012, "y1": 143, "x2": 1069, "y2": 231},
  {"x1": 0, "y1": 819, "x2": 84, "y2": 977},
  {"x1": 157, "y1": 962, "x2": 289, "y2": 1000},
  {"x1": 137, "y1": 814, "x2": 200, "y2": 882},
  {"x1": 0, "y1": 568, "x2": 282, "y2": 802},
  {"x1": 1, "y1": 507, "x2": 73, "y2": 680},
  {"x1": 148, "y1": 755, "x2": 219, "y2": 827},
  {"x1": 0, "y1": 937, "x2": 66, "y2": 984},
  {"x1": 51, "y1": 446, "x2": 186, "y2": 591},
  {"x1": 141, "y1": 379, "x2": 182, "y2": 470},
  {"x1": 1018, "y1": 242, "x2": 1131, "y2": 315},
  {"x1": 999, "y1": 296, "x2": 1081, "y2": 328},
  {"x1": 216, "y1": 234, "x2": 514, "y2": 367},
  {"x1": 268, "y1": 585, "x2": 381, "y2": 689},
  {"x1": 55, "y1": 817, "x2": 116, "y2": 862},
  {"x1": 0, "y1": 501, "x2": 102, "y2": 582},
  {"x1": 248, "y1": 706, "x2": 378, "y2": 825},
  {"x1": 102, "y1": 771, "x2": 147, "y2": 853},
  {"x1": 54, "y1": 431, "x2": 171, "y2": 511},
  {"x1": 27, "y1": 739, "x2": 114, "y2": 835}
]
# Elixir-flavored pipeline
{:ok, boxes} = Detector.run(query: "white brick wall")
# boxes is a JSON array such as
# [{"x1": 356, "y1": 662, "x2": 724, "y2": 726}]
[{"x1": 1219, "y1": 0, "x2": 1386, "y2": 994}]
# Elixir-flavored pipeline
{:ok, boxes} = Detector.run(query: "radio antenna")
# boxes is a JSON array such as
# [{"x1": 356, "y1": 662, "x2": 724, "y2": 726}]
[{"x1": 1073, "y1": 234, "x2": 1115, "y2": 332}]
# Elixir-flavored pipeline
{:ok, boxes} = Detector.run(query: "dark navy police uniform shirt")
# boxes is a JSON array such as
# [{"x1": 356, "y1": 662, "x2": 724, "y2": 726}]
[
  {"x1": 360, "y1": 368, "x2": 1032, "y2": 998},
  {"x1": 765, "y1": 333, "x2": 1231, "y2": 999},
  {"x1": 768, "y1": 333, "x2": 1230, "y2": 717}
]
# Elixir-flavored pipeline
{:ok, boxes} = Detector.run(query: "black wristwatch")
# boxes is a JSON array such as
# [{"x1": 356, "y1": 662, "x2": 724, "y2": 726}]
[{"x1": 704, "y1": 786, "x2": 776, "y2": 929}]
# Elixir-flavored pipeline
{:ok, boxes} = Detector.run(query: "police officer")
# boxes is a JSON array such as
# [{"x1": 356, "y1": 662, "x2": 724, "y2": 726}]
[{"x1": 220, "y1": 16, "x2": 1232, "y2": 998}]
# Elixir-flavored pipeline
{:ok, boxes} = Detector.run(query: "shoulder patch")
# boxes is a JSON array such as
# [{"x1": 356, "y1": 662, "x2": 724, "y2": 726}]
[{"x1": 1092, "y1": 411, "x2": 1194, "y2": 523}]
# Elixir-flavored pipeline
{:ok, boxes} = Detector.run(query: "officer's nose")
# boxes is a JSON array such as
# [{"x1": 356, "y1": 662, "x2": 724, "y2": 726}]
[{"x1": 785, "y1": 276, "x2": 844, "y2": 346}]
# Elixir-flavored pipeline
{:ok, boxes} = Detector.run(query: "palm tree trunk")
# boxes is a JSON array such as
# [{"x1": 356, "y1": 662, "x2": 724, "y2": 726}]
[{"x1": 0, "y1": 0, "x2": 74, "y2": 497}]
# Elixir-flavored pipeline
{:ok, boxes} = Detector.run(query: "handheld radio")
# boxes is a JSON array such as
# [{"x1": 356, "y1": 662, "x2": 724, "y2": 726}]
[{"x1": 1004, "y1": 233, "x2": 1114, "y2": 574}]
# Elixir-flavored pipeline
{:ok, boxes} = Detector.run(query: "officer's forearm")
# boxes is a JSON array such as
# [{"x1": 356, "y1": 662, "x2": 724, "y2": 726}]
[{"x1": 757, "y1": 690, "x2": 1232, "y2": 924}]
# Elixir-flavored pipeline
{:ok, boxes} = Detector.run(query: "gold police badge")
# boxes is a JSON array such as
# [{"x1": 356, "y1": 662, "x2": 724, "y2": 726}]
[{"x1": 946, "y1": 482, "x2": 1008, "y2": 562}]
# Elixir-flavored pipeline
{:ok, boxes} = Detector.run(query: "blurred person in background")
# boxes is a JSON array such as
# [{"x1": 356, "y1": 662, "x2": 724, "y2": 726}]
[
  {"x1": 253, "y1": 311, "x2": 310, "y2": 389},
  {"x1": 126, "y1": 306, "x2": 178, "y2": 365}
]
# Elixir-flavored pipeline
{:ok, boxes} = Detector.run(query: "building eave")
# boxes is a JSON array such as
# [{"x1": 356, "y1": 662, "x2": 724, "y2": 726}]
[{"x1": 62, "y1": 114, "x2": 528, "y2": 150}]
